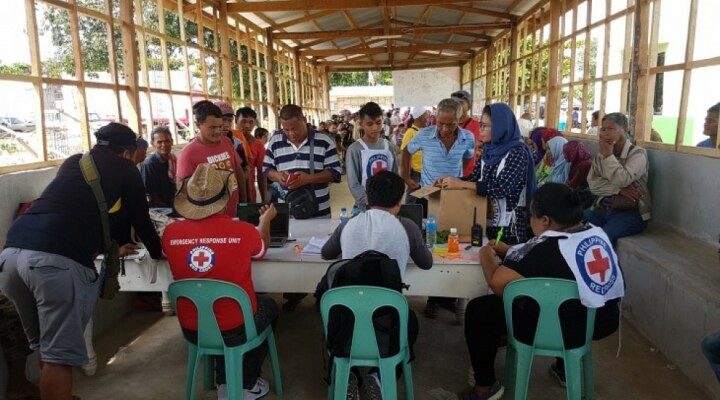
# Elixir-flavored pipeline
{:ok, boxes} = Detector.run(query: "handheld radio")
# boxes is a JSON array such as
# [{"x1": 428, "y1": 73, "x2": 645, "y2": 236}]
[{"x1": 471, "y1": 207, "x2": 483, "y2": 247}]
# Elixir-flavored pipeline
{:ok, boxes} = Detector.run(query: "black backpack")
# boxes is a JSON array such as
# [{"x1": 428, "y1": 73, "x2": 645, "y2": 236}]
[{"x1": 315, "y1": 250, "x2": 409, "y2": 362}]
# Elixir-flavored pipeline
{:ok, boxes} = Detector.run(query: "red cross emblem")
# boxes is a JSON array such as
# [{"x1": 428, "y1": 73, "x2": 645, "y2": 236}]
[
  {"x1": 587, "y1": 248, "x2": 610, "y2": 283},
  {"x1": 193, "y1": 252, "x2": 210, "y2": 267},
  {"x1": 371, "y1": 160, "x2": 386, "y2": 175}
]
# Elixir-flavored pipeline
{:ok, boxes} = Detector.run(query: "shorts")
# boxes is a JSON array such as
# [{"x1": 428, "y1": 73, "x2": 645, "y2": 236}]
[{"x1": 0, "y1": 247, "x2": 102, "y2": 366}]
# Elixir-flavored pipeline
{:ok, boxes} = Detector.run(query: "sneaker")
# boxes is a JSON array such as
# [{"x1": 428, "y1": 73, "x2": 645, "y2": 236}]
[
  {"x1": 244, "y1": 377, "x2": 270, "y2": 400},
  {"x1": 217, "y1": 384, "x2": 227, "y2": 400},
  {"x1": 549, "y1": 361, "x2": 567, "y2": 388},
  {"x1": 468, "y1": 381, "x2": 504, "y2": 400},
  {"x1": 282, "y1": 299, "x2": 301, "y2": 312},
  {"x1": 346, "y1": 371, "x2": 360, "y2": 400},
  {"x1": 361, "y1": 373, "x2": 383, "y2": 400},
  {"x1": 423, "y1": 300, "x2": 439, "y2": 319}
]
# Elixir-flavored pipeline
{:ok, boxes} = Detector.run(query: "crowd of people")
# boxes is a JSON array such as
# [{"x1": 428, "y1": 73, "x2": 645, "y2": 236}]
[{"x1": 2, "y1": 91, "x2": 720, "y2": 400}]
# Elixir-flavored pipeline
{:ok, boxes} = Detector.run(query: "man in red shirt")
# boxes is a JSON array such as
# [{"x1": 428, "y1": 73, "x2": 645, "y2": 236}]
[
  {"x1": 176, "y1": 101, "x2": 247, "y2": 216},
  {"x1": 163, "y1": 163, "x2": 278, "y2": 400},
  {"x1": 236, "y1": 106, "x2": 268, "y2": 202},
  {"x1": 451, "y1": 90, "x2": 482, "y2": 177}
]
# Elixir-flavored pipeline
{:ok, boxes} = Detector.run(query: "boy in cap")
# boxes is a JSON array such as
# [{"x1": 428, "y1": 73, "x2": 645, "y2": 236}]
[
  {"x1": 0, "y1": 122, "x2": 163, "y2": 399},
  {"x1": 163, "y1": 164, "x2": 278, "y2": 400}
]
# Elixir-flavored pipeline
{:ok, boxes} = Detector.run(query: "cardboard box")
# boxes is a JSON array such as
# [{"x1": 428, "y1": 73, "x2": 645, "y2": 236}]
[{"x1": 410, "y1": 185, "x2": 487, "y2": 237}]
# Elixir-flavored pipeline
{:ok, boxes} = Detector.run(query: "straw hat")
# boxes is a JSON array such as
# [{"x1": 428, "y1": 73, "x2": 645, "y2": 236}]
[{"x1": 174, "y1": 163, "x2": 235, "y2": 220}]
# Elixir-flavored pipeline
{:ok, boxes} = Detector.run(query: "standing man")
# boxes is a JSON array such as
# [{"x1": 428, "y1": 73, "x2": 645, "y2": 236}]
[
  {"x1": 263, "y1": 104, "x2": 342, "y2": 311},
  {"x1": 164, "y1": 164, "x2": 278, "y2": 400},
  {"x1": 697, "y1": 102, "x2": 719, "y2": 148},
  {"x1": 236, "y1": 106, "x2": 268, "y2": 203},
  {"x1": 215, "y1": 101, "x2": 251, "y2": 200},
  {"x1": 451, "y1": 90, "x2": 482, "y2": 177},
  {"x1": 400, "y1": 105, "x2": 428, "y2": 205},
  {"x1": 0, "y1": 123, "x2": 162, "y2": 399},
  {"x1": 177, "y1": 100, "x2": 247, "y2": 216},
  {"x1": 404, "y1": 98, "x2": 475, "y2": 318},
  {"x1": 345, "y1": 102, "x2": 398, "y2": 210},
  {"x1": 140, "y1": 125, "x2": 177, "y2": 208}
]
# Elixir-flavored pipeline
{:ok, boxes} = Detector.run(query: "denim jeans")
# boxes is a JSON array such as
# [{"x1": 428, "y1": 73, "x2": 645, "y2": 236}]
[
  {"x1": 702, "y1": 330, "x2": 720, "y2": 382},
  {"x1": 586, "y1": 207, "x2": 647, "y2": 245}
]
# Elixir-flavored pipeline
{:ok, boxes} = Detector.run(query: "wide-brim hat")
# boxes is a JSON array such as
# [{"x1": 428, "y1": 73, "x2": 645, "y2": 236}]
[{"x1": 174, "y1": 163, "x2": 235, "y2": 220}]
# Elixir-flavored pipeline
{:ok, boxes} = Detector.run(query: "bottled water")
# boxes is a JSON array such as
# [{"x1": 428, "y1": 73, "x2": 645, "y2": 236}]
[
  {"x1": 339, "y1": 208, "x2": 348, "y2": 224},
  {"x1": 351, "y1": 206, "x2": 360, "y2": 218},
  {"x1": 426, "y1": 214, "x2": 437, "y2": 248}
]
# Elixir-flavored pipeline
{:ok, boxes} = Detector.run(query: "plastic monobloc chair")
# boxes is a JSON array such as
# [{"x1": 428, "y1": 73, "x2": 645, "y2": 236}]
[
  {"x1": 503, "y1": 278, "x2": 596, "y2": 400},
  {"x1": 320, "y1": 286, "x2": 414, "y2": 400},
  {"x1": 168, "y1": 279, "x2": 283, "y2": 400}
]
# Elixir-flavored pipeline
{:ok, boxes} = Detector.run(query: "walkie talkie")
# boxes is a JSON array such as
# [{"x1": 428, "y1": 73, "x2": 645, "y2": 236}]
[{"x1": 471, "y1": 207, "x2": 483, "y2": 247}]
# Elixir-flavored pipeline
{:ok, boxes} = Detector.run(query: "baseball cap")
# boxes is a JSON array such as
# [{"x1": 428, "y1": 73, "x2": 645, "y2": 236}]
[
  {"x1": 213, "y1": 101, "x2": 235, "y2": 116},
  {"x1": 95, "y1": 122, "x2": 138, "y2": 148},
  {"x1": 451, "y1": 90, "x2": 472, "y2": 105}
]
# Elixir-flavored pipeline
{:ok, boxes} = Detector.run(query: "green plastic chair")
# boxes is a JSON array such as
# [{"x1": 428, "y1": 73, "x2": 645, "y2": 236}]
[
  {"x1": 168, "y1": 279, "x2": 283, "y2": 400},
  {"x1": 320, "y1": 286, "x2": 414, "y2": 400},
  {"x1": 503, "y1": 278, "x2": 596, "y2": 400}
]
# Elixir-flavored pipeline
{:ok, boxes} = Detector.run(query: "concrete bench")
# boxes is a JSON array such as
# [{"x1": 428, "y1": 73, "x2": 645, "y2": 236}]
[{"x1": 617, "y1": 224, "x2": 720, "y2": 398}]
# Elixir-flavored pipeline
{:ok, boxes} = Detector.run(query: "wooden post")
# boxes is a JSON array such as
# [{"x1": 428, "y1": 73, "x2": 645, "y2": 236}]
[
  {"x1": 293, "y1": 49, "x2": 302, "y2": 105},
  {"x1": 546, "y1": 0, "x2": 562, "y2": 129},
  {"x1": 630, "y1": 0, "x2": 651, "y2": 142},
  {"x1": 266, "y1": 28, "x2": 278, "y2": 130},
  {"x1": 158, "y1": 0, "x2": 177, "y2": 136},
  {"x1": 69, "y1": 0, "x2": 91, "y2": 150},
  {"x1": 675, "y1": 0, "x2": 698, "y2": 149},
  {"x1": 120, "y1": 0, "x2": 141, "y2": 133},
  {"x1": 219, "y1": 0, "x2": 233, "y2": 101},
  {"x1": 25, "y1": 0, "x2": 46, "y2": 161},
  {"x1": 105, "y1": 0, "x2": 123, "y2": 127},
  {"x1": 508, "y1": 23, "x2": 519, "y2": 109}
]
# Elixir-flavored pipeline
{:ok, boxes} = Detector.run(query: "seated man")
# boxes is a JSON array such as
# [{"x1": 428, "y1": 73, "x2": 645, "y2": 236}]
[
  {"x1": 140, "y1": 125, "x2": 176, "y2": 208},
  {"x1": 321, "y1": 170, "x2": 433, "y2": 399},
  {"x1": 465, "y1": 183, "x2": 623, "y2": 400},
  {"x1": 163, "y1": 163, "x2": 278, "y2": 400},
  {"x1": 587, "y1": 112, "x2": 651, "y2": 244},
  {"x1": 697, "y1": 102, "x2": 719, "y2": 148}
]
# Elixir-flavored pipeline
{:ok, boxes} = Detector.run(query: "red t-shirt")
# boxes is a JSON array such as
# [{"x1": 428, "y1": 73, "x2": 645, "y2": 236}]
[
  {"x1": 176, "y1": 136, "x2": 242, "y2": 217},
  {"x1": 163, "y1": 214, "x2": 267, "y2": 331},
  {"x1": 461, "y1": 117, "x2": 482, "y2": 177},
  {"x1": 248, "y1": 139, "x2": 266, "y2": 202}
]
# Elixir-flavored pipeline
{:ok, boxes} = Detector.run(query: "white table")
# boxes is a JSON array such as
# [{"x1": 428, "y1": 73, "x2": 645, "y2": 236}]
[{"x1": 82, "y1": 219, "x2": 489, "y2": 375}]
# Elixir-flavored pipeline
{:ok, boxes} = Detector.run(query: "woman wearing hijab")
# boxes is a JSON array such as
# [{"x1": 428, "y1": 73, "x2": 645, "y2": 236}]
[
  {"x1": 563, "y1": 140, "x2": 592, "y2": 190},
  {"x1": 529, "y1": 127, "x2": 546, "y2": 165},
  {"x1": 535, "y1": 127, "x2": 564, "y2": 186},
  {"x1": 546, "y1": 136, "x2": 570, "y2": 184},
  {"x1": 439, "y1": 103, "x2": 536, "y2": 244}
]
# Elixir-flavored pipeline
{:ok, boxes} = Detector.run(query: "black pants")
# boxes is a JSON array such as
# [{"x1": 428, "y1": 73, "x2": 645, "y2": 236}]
[{"x1": 183, "y1": 296, "x2": 279, "y2": 389}]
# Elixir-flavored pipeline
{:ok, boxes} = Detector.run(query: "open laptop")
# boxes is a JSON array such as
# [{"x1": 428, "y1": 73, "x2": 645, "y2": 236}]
[
  {"x1": 398, "y1": 204, "x2": 424, "y2": 232},
  {"x1": 236, "y1": 203, "x2": 290, "y2": 247}
]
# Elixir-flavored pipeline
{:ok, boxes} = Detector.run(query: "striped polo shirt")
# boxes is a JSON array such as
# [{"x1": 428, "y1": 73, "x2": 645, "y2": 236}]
[
  {"x1": 263, "y1": 129, "x2": 341, "y2": 217},
  {"x1": 406, "y1": 126, "x2": 475, "y2": 186}
]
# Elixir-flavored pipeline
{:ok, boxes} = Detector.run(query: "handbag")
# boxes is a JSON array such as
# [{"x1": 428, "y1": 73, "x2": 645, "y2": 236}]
[
  {"x1": 610, "y1": 194, "x2": 638, "y2": 210},
  {"x1": 286, "y1": 137, "x2": 319, "y2": 219}
]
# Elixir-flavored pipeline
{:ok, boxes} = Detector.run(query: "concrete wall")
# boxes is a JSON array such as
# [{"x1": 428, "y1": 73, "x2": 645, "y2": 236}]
[
  {"x1": 578, "y1": 138, "x2": 720, "y2": 245},
  {"x1": 392, "y1": 67, "x2": 461, "y2": 109},
  {"x1": 0, "y1": 167, "x2": 58, "y2": 248}
]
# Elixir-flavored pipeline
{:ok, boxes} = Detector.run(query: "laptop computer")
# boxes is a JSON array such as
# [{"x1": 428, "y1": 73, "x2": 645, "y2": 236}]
[
  {"x1": 398, "y1": 204, "x2": 424, "y2": 232},
  {"x1": 236, "y1": 203, "x2": 290, "y2": 247}
]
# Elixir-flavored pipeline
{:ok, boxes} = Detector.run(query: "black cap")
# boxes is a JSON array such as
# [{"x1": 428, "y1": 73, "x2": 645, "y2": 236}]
[
  {"x1": 451, "y1": 90, "x2": 472, "y2": 105},
  {"x1": 95, "y1": 123, "x2": 138, "y2": 148}
]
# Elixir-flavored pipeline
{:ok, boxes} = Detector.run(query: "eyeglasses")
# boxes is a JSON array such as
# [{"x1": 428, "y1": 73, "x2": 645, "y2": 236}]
[{"x1": 480, "y1": 122, "x2": 492, "y2": 130}]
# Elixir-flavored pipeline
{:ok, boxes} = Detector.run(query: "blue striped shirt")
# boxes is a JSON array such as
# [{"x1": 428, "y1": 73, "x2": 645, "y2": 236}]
[
  {"x1": 263, "y1": 130, "x2": 341, "y2": 217},
  {"x1": 406, "y1": 126, "x2": 475, "y2": 186}
]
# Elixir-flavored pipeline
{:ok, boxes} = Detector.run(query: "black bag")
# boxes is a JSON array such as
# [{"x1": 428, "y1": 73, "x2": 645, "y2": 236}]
[
  {"x1": 286, "y1": 137, "x2": 319, "y2": 219},
  {"x1": 315, "y1": 250, "x2": 408, "y2": 359},
  {"x1": 286, "y1": 187, "x2": 318, "y2": 220}
]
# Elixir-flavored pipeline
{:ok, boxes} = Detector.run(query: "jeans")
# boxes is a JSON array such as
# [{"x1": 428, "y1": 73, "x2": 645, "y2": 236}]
[
  {"x1": 586, "y1": 207, "x2": 647, "y2": 245},
  {"x1": 702, "y1": 330, "x2": 720, "y2": 382}
]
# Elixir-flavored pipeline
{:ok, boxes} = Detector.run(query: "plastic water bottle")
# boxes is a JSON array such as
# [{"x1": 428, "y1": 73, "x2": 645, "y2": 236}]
[
  {"x1": 351, "y1": 206, "x2": 360, "y2": 218},
  {"x1": 426, "y1": 214, "x2": 437, "y2": 248},
  {"x1": 339, "y1": 208, "x2": 348, "y2": 224}
]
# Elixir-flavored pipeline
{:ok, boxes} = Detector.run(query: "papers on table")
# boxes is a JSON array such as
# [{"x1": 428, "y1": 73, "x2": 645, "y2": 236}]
[
  {"x1": 301, "y1": 236, "x2": 328, "y2": 256},
  {"x1": 96, "y1": 248, "x2": 147, "y2": 261}
]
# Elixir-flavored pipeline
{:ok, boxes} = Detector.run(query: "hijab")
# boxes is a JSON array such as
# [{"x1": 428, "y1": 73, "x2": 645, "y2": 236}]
[
  {"x1": 547, "y1": 136, "x2": 570, "y2": 184},
  {"x1": 481, "y1": 103, "x2": 537, "y2": 205},
  {"x1": 530, "y1": 128, "x2": 545, "y2": 165},
  {"x1": 563, "y1": 140, "x2": 592, "y2": 189}
]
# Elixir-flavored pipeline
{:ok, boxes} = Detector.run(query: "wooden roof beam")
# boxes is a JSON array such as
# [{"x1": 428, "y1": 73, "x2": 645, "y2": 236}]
[
  {"x1": 328, "y1": 60, "x2": 464, "y2": 72},
  {"x1": 228, "y1": 0, "x2": 490, "y2": 13},
  {"x1": 301, "y1": 42, "x2": 485, "y2": 57},
  {"x1": 437, "y1": 4, "x2": 519, "y2": 21},
  {"x1": 273, "y1": 23, "x2": 507, "y2": 40}
]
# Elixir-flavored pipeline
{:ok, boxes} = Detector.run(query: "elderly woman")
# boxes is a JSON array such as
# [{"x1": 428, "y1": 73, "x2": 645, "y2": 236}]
[
  {"x1": 464, "y1": 183, "x2": 624, "y2": 400},
  {"x1": 439, "y1": 103, "x2": 536, "y2": 245},
  {"x1": 563, "y1": 140, "x2": 592, "y2": 190},
  {"x1": 587, "y1": 112, "x2": 651, "y2": 244},
  {"x1": 535, "y1": 128, "x2": 564, "y2": 186}
]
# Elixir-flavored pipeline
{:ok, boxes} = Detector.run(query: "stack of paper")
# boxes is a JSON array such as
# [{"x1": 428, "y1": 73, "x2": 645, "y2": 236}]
[{"x1": 301, "y1": 236, "x2": 328, "y2": 256}]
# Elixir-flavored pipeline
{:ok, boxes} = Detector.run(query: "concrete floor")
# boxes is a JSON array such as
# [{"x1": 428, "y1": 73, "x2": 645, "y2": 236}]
[{"x1": 72, "y1": 179, "x2": 713, "y2": 400}]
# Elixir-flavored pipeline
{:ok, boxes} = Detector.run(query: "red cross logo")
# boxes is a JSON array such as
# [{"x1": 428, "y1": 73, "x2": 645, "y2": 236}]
[
  {"x1": 193, "y1": 252, "x2": 210, "y2": 267},
  {"x1": 587, "y1": 248, "x2": 610, "y2": 283},
  {"x1": 371, "y1": 160, "x2": 386, "y2": 175}
]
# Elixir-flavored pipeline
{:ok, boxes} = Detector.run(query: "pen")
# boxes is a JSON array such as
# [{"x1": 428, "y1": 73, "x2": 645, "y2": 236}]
[{"x1": 495, "y1": 227, "x2": 504, "y2": 244}]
